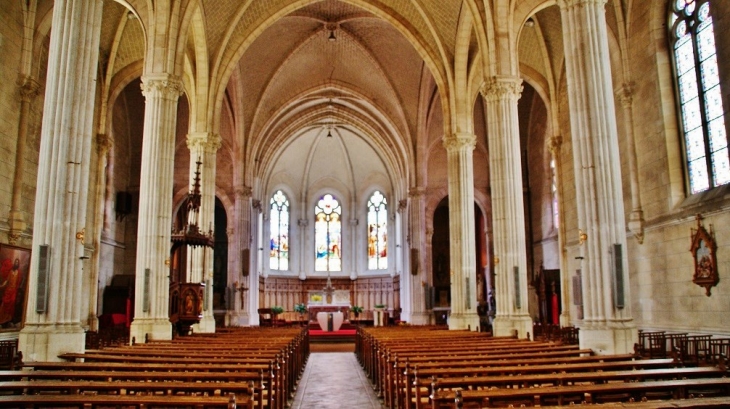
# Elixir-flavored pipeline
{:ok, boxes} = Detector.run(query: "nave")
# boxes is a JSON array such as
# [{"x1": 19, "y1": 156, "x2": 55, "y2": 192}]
[{"x1": 0, "y1": 325, "x2": 729, "y2": 408}]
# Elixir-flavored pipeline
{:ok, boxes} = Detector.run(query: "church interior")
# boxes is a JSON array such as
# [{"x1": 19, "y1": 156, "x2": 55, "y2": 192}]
[{"x1": 0, "y1": 1, "x2": 729, "y2": 404}]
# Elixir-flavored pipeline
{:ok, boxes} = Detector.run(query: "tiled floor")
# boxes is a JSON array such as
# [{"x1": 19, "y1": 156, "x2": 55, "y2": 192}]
[{"x1": 291, "y1": 352, "x2": 383, "y2": 409}]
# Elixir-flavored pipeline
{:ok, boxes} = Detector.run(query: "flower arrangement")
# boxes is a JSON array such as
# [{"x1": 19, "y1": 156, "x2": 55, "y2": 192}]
[
  {"x1": 271, "y1": 306, "x2": 284, "y2": 315},
  {"x1": 294, "y1": 303, "x2": 307, "y2": 314},
  {"x1": 374, "y1": 304, "x2": 386, "y2": 309},
  {"x1": 350, "y1": 305, "x2": 363, "y2": 314}
]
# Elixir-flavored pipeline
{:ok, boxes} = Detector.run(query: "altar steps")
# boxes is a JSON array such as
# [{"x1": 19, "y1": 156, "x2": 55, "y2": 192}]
[{"x1": 308, "y1": 322, "x2": 358, "y2": 344}]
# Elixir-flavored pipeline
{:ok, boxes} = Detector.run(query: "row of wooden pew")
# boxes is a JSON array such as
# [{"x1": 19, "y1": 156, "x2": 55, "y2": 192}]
[
  {"x1": 356, "y1": 326, "x2": 730, "y2": 408},
  {"x1": 0, "y1": 326, "x2": 309, "y2": 408},
  {"x1": 636, "y1": 330, "x2": 730, "y2": 365}
]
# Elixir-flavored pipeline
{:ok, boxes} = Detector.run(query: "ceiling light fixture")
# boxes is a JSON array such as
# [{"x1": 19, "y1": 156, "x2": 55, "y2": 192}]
[
  {"x1": 525, "y1": 18, "x2": 535, "y2": 27},
  {"x1": 328, "y1": 30, "x2": 336, "y2": 41},
  {"x1": 326, "y1": 129, "x2": 333, "y2": 138}
]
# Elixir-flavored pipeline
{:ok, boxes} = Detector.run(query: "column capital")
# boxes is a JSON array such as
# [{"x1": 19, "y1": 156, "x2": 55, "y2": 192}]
[
  {"x1": 236, "y1": 186, "x2": 253, "y2": 198},
  {"x1": 556, "y1": 0, "x2": 608, "y2": 9},
  {"x1": 480, "y1": 76, "x2": 523, "y2": 101},
  {"x1": 408, "y1": 186, "x2": 427, "y2": 198},
  {"x1": 398, "y1": 199, "x2": 408, "y2": 213},
  {"x1": 140, "y1": 73, "x2": 184, "y2": 99},
  {"x1": 442, "y1": 132, "x2": 476, "y2": 151},
  {"x1": 547, "y1": 135, "x2": 563, "y2": 155},
  {"x1": 96, "y1": 133, "x2": 113, "y2": 156},
  {"x1": 615, "y1": 82, "x2": 635, "y2": 108},
  {"x1": 186, "y1": 132, "x2": 222, "y2": 152},
  {"x1": 17, "y1": 75, "x2": 41, "y2": 102}
]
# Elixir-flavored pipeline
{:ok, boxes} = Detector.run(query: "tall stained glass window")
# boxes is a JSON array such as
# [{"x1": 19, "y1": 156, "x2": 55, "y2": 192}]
[
  {"x1": 670, "y1": 0, "x2": 729, "y2": 194},
  {"x1": 269, "y1": 190, "x2": 289, "y2": 270},
  {"x1": 314, "y1": 194, "x2": 341, "y2": 271},
  {"x1": 367, "y1": 191, "x2": 388, "y2": 270}
]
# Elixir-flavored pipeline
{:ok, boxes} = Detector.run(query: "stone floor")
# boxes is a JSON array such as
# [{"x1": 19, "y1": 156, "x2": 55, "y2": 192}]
[{"x1": 291, "y1": 352, "x2": 383, "y2": 409}]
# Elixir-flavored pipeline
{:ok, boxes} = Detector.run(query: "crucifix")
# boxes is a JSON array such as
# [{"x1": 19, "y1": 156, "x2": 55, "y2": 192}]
[{"x1": 323, "y1": 272, "x2": 335, "y2": 304}]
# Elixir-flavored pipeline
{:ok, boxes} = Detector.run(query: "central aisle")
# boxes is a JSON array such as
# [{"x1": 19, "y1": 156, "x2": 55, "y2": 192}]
[{"x1": 291, "y1": 352, "x2": 383, "y2": 409}]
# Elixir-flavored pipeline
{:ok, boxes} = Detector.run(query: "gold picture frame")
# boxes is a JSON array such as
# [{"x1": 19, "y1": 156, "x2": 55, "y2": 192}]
[{"x1": 0, "y1": 244, "x2": 31, "y2": 330}]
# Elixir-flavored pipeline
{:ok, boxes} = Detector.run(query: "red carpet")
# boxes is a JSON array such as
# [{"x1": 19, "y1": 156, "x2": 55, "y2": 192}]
[{"x1": 309, "y1": 329, "x2": 356, "y2": 336}]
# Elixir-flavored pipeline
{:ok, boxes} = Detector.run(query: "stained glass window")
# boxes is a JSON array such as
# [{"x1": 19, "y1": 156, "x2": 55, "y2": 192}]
[
  {"x1": 670, "y1": 0, "x2": 728, "y2": 194},
  {"x1": 269, "y1": 190, "x2": 289, "y2": 270},
  {"x1": 367, "y1": 191, "x2": 388, "y2": 270},
  {"x1": 314, "y1": 194, "x2": 341, "y2": 271}
]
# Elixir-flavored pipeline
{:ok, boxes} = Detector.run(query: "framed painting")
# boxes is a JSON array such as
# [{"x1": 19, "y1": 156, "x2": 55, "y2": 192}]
[
  {"x1": 0, "y1": 244, "x2": 31, "y2": 329},
  {"x1": 690, "y1": 215, "x2": 718, "y2": 296}
]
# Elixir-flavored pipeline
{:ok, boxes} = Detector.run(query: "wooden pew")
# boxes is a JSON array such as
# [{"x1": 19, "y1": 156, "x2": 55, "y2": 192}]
[
  {"x1": 0, "y1": 393, "x2": 240, "y2": 408},
  {"x1": 436, "y1": 378, "x2": 730, "y2": 408}
]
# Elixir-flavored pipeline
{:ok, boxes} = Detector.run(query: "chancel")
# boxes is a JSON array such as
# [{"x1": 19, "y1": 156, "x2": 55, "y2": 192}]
[{"x1": 0, "y1": 0, "x2": 726, "y2": 383}]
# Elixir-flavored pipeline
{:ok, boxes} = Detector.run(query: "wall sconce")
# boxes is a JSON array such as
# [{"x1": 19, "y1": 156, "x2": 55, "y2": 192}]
[{"x1": 579, "y1": 229, "x2": 588, "y2": 245}]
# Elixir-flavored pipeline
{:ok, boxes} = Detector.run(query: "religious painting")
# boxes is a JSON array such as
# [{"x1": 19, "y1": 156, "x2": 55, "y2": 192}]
[
  {"x1": 0, "y1": 244, "x2": 31, "y2": 330},
  {"x1": 689, "y1": 215, "x2": 718, "y2": 296}
]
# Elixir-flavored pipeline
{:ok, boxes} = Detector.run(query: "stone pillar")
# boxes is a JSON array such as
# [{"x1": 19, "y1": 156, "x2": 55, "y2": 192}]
[
  {"x1": 297, "y1": 217, "x2": 308, "y2": 280},
  {"x1": 8, "y1": 76, "x2": 41, "y2": 244},
  {"x1": 19, "y1": 0, "x2": 103, "y2": 361},
  {"x1": 443, "y1": 134, "x2": 480, "y2": 331},
  {"x1": 228, "y1": 186, "x2": 252, "y2": 325},
  {"x1": 481, "y1": 76, "x2": 533, "y2": 338},
  {"x1": 616, "y1": 83, "x2": 645, "y2": 244},
  {"x1": 404, "y1": 188, "x2": 428, "y2": 324},
  {"x1": 548, "y1": 136, "x2": 572, "y2": 327},
  {"x1": 558, "y1": 0, "x2": 636, "y2": 354},
  {"x1": 186, "y1": 132, "x2": 221, "y2": 333},
  {"x1": 87, "y1": 134, "x2": 113, "y2": 331},
  {"x1": 129, "y1": 73, "x2": 184, "y2": 343}
]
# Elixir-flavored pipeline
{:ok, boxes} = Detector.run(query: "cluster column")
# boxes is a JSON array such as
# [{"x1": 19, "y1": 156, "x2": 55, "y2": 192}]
[
  {"x1": 19, "y1": 0, "x2": 103, "y2": 361},
  {"x1": 481, "y1": 76, "x2": 532, "y2": 338},
  {"x1": 444, "y1": 134, "x2": 480, "y2": 330},
  {"x1": 228, "y1": 186, "x2": 252, "y2": 325},
  {"x1": 187, "y1": 132, "x2": 221, "y2": 333},
  {"x1": 558, "y1": 0, "x2": 636, "y2": 354},
  {"x1": 129, "y1": 73, "x2": 184, "y2": 343},
  {"x1": 404, "y1": 187, "x2": 428, "y2": 325}
]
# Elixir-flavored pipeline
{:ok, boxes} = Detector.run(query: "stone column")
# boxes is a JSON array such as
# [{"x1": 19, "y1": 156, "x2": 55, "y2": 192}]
[
  {"x1": 443, "y1": 134, "x2": 480, "y2": 330},
  {"x1": 19, "y1": 0, "x2": 103, "y2": 361},
  {"x1": 8, "y1": 76, "x2": 41, "y2": 244},
  {"x1": 297, "y1": 217, "x2": 308, "y2": 280},
  {"x1": 616, "y1": 83, "x2": 645, "y2": 244},
  {"x1": 404, "y1": 188, "x2": 428, "y2": 324},
  {"x1": 548, "y1": 135, "x2": 572, "y2": 327},
  {"x1": 558, "y1": 0, "x2": 636, "y2": 354},
  {"x1": 186, "y1": 132, "x2": 221, "y2": 333},
  {"x1": 87, "y1": 134, "x2": 113, "y2": 331},
  {"x1": 481, "y1": 76, "x2": 533, "y2": 338},
  {"x1": 228, "y1": 186, "x2": 252, "y2": 325},
  {"x1": 129, "y1": 73, "x2": 184, "y2": 343},
  {"x1": 349, "y1": 217, "x2": 358, "y2": 280}
]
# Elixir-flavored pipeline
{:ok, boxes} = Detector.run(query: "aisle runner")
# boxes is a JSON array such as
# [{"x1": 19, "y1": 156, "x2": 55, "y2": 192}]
[{"x1": 291, "y1": 353, "x2": 382, "y2": 409}]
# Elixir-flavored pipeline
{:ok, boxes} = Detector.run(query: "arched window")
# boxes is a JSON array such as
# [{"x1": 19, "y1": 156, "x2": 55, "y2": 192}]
[
  {"x1": 670, "y1": 0, "x2": 728, "y2": 194},
  {"x1": 269, "y1": 190, "x2": 289, "y2": 270},
  {"x1": 314, "y1": 194, "x2": 341, "y2": 272},
  {"x1": 367, "y1": 191, "x2": 388, "y2": 270}
]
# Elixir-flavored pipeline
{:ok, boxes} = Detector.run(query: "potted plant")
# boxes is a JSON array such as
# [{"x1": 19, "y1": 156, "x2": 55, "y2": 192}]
[
  {"x1": 294, "y1": 303, "x2": 307, "y2": 316},
  {"x1": 350, "y1": 305, "x2": 363, "y2": 318},
  {"x1": 271, "y1": 306, "x2": 284, "y2": 316}
]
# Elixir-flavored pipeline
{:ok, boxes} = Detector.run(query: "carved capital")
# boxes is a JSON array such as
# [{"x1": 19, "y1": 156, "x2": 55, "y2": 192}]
[
  {"x1": 140, "y1": 74, "x2": 184, "y2": 99},
  {"x1": 96, "y1": 134, "x2": 113, "y2": 156},
  {"x1": 408, "y1": 187, "x2": 426, "y2": 198},
  {"x1": 442, "y1": 132, "x2": 476, "y2": 151},
  {"x1": 186, "y1": 132, "x2": 222, "y2": 152},
  {"x1": 547, "y1": 135, "x2": 562, "y2": 155},
  {"x1": 398, "y1": 199, "x2": 408, "y2": 212},
  {"x1": 556, "y1": 0, "x2": 608, "y2": 9},
  {"x1": 18, "y1": 75, "x2": 41, "y2": 102},
  {"x1": 480, "y1": 76, "x2": 523, "y2": 101},
  {"x1": 236, "y1": 186, "x2": 253, "y2": 199},
  {"x1": 252, "y1": 199, "x2": 262, "y2": 212},
  {"x1": 615, "y1": 82, "x2": 635, "y2": 108}
]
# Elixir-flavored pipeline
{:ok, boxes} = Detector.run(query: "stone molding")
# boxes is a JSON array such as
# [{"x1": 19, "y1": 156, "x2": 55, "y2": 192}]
[
  {"x1": 547, "y1": 135, "x2": 562, "y2": 155},
  {"x1": 96, "y1": 133, "x2": 113, "y2": 156},
  {"x1": 408, "y1": 186, "x2": 426, "y2": 198},
  {"x1": 18, "y1": 75, "x2": 41, "y2": 102},
  {"x1": 615, "y1": 82, "x2": 635, "y2": 108}
]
